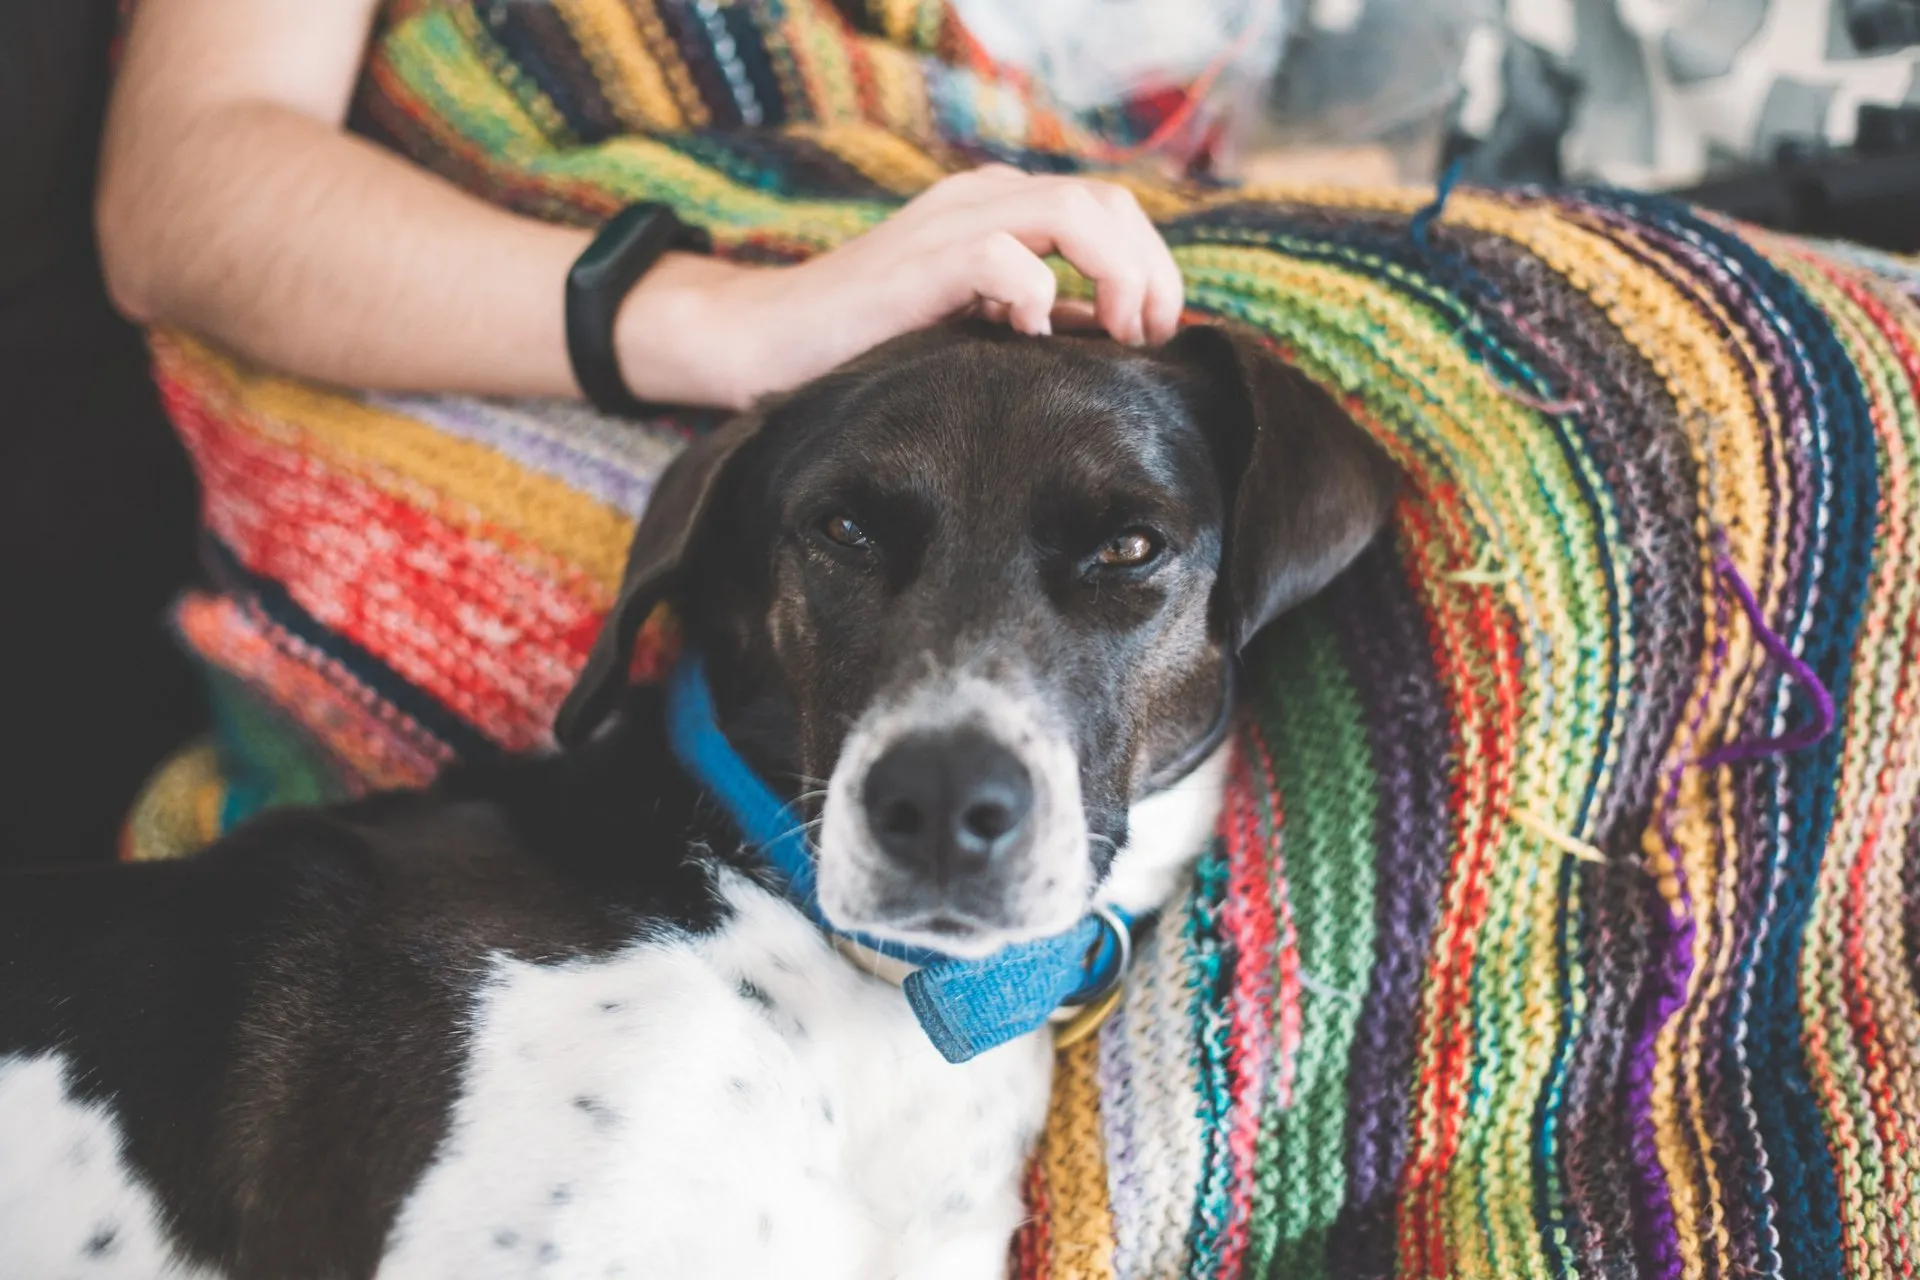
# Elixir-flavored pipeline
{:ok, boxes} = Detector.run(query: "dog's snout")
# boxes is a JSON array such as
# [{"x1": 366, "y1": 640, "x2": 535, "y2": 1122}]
[{"x1": 862, "y1": 729, "x2": 1034, "y2": 882}]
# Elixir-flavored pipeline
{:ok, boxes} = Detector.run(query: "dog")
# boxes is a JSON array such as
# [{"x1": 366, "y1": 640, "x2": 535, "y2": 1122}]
[{"x1": 0, "y1": 321, "x2": 1397, "y2": 1280}]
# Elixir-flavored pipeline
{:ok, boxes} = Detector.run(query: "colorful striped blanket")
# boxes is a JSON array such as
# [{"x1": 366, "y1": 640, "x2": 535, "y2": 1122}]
[{"x1": 131, "y1": 1, "x2": 1920, "y2": 1275}]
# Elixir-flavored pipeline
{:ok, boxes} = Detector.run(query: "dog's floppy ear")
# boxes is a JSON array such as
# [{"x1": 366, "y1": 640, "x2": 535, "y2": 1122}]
[
  {"x1": 554, "y1": 410, "x2": 765, "y2": 747},
  {"x1": 1168, "y1": 324, "x2": 1401, "y2": 651}
]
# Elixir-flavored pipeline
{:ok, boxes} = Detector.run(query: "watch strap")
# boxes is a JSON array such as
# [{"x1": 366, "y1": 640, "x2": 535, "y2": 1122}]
[{"x1": 566, "y1": 203, "x2": 710, "y2": 417}]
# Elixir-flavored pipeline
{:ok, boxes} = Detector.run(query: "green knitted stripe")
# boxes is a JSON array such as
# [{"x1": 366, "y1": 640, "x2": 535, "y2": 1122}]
[
  {"x1": 203, "y1": 669, "x2": 349, "y2": 829},
  {"x1": 1256, "y1": 606, "x2": 1380, "y2": 1278},
  {"x1": 381, "y1": 9, "x2": 557, "y2": 161}
]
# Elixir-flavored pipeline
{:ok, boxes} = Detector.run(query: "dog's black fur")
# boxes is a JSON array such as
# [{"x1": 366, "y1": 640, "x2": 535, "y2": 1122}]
[
  {"x1": 0, "y1": 322, "x2": 1397, "y2": 1279},
  {"x1": 0, "y1": 716, "x2": 717, "y2": 1276}
]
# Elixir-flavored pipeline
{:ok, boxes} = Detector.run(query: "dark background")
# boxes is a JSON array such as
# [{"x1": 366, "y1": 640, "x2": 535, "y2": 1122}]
[{"x1": 1, "y1": 0, "x2": 205, "y2": 868}]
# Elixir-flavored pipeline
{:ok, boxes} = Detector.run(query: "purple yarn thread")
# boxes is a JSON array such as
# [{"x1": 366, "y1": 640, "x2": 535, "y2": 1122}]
[
  {"x1": 1622, "y1": 539, "x2": 1838, "y2": 1279},
  {"x1": 1698, "y1": 554, "x2": 1836, "y2": 767}
]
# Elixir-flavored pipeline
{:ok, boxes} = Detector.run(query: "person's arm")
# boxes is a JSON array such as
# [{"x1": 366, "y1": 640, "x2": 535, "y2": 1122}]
[
  {"x1": 96, "y1": 0, "x2": 646, "y2": 401},
  {"x1": 97, "y1": 0, "x2": 1183, "y2": 410}
]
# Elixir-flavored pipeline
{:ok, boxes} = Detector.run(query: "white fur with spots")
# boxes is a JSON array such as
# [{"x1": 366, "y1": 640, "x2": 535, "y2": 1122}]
[
  {"x1": 0, "y1": 1054, "x2": 220, "y2": 1280},
  {"x1": 383, "y1": 758, "x2": 1225, "y2": 1279},
  {"x1": 381, "y1": 872, "x2": 1049, "y2": 1280},
  {"x1": 0, "y1": 754, "x2": 1224, "y2": 1279}
]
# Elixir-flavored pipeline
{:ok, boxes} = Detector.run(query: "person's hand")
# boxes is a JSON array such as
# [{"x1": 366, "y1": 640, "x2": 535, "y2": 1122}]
[{"x1": 617, "y1": 166, "x2": 1185, "y2": 410}]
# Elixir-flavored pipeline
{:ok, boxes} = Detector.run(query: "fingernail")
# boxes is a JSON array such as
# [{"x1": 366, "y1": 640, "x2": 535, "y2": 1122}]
[{"x1": 1036, "y1": 317, "x2": 1052, "y2": 336}]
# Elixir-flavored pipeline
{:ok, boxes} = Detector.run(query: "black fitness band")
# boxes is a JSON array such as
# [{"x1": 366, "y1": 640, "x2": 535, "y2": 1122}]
[{"x1": 565, "y1": 203, "x2": 711, "y2": 418}]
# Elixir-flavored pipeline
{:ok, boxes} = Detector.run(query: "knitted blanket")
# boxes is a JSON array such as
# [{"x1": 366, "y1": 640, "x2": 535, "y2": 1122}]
[{"x1": 131, "y1": 1, "x2": 1920, "y2": 1276}]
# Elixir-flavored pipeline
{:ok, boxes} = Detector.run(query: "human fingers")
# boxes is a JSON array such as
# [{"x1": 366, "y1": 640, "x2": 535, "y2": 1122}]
[
  {"x1": 952, "y1": 231, "x2": 1058, "y2": 335},
  {"x1": 1099, "y1": 184, "x2": 1184, "y2": 343},
  {"x1": 993, "y1": 179, "x2": 1153, "y2": 345}
]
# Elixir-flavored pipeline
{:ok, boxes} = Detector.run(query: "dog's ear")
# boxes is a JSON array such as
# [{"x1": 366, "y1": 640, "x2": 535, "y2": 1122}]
[
  {"x1": 1166, "y1": 324, "x2": 1401, "y2": 651},
  {"x1": 554, "y1": 410, "x2": 766, "y2": 747}
]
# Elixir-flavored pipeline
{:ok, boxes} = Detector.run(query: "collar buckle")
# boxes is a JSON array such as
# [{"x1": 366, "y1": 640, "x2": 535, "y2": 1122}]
[
  {"x1": 1053, "y1": 982, "x2": 1124, "y2": 1049},
  {"x1": 1052, "y1": 904, "x2": 1134, "y2": 1049}
]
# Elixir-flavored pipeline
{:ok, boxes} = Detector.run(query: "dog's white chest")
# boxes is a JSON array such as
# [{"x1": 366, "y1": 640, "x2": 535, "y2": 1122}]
[{"x1": 379, "y1": 873, "x2": 1053, "y2": 1280}]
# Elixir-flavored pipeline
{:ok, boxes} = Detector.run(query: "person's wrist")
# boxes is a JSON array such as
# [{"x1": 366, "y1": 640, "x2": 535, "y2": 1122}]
[{"x1": 613, "y1": 253, "x2": 765, "y2": 411}]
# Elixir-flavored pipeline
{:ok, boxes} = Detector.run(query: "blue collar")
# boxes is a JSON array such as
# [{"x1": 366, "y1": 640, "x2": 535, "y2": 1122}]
[{"x1": 665, "y1": 652, "x2": 1133, "y2": 1064}]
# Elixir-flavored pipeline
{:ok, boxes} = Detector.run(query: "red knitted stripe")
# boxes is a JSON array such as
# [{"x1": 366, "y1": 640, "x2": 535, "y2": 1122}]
[
  {"x1": 163, "y1": 372, "x2": 609, "y2": 752},
  {"x1": 174, "y1": 592, "x2": 452, "y2": 790},
  {"x1": 1011, "y1": 1158, "x2": 1053, "y2": 1279},
  {"x1": 1394, "y1": 475, "x2": 1523, "y2": 1279},
  {"x1": 1822, "y1": 262, "x2": 1920, "y2": 1255},
  {"x1": 840, "y1": 26, "x2": 888, "y2": 125},
  {"x1": 1218, "y1": 733, "x2": 1286, "y2": 1275}
]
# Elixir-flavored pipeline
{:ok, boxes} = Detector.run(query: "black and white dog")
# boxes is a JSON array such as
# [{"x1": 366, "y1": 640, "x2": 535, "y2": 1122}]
[{"x1": 0, "y1": 322, "x2": 1396, "y2": 1280}]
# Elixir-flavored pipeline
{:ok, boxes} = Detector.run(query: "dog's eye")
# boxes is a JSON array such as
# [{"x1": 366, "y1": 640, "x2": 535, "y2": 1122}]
[
  {"x1": 821, "y1": 514, "x2": 872, "y2": 550},
  {"x1": 1096, "y1": 528, "x2": 1161, "y2": 568}
]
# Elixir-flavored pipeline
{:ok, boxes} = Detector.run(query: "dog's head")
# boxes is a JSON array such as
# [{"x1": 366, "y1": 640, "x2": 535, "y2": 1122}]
[{"x1": 558, "y1": 323, "x2": 1397, "y2": 956}]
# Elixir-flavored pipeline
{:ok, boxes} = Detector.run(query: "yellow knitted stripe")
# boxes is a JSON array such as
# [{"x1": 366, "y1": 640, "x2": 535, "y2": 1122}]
[
  {"x1": 1210, "y1": 182, "x2": 1434, "y2": 215},
  {"x1": 875, "y1": 0, "x2": 924, "y2": 46},
  {"x1": 1850, "y1": 277, "x2": 1920, "y2": 1266},
  {"x1": 1559, "y1": 212, "x2": 1794, "y2": 1280},
  {"x1": 122, "y1": 739, "x2": 225, "y2": 864},
  {"x1": 531, "y1": 135, "x2": 888, "y2": 247},
  {"x1": 1041, "y1": 1037, "x2": 1118, "y2": 1280},
  {"x1": 782, "y1": 0, "x2": 872, "y2": 126},
  {"x1": 861, "y1": 40, "x2": 939, "y2": 143},
  {"x1": 1419, "y1": 356, "x2": 1590, "y2": 1278},
  {"x1": 446, "y1": 3, "x2": 576, "y2": 147},
  {"x1": 380, "y1": 9, "x2": 560, "y2": 162},
  {"x1": 547, "y1": 0, "x2": 689, "y2": 132},
  {"x1": 158, "y1": 335, "x2": 632, "y2": 595},
  {"x1": 623, "y1": 0, "x2": 712, "y2": 126},
  {"x1": 1605, "y1": 322, "x2": 1753, "y2": 1280},
  {"x1": 786, "y1": 121, "x2": 948, "y2": 196}
]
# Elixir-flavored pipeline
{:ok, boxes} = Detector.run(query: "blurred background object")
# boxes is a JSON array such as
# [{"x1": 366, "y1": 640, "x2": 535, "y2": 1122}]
[
  {"x1": 950, "y1": 0, "x2": 1294, "y2": 171},
  {"x1": 959, "y1": 0, "x2": 1920, "y2": 249},
  {"x1": 951, "y1": 0, "x2": 1291, "y2": 116},
  {"x1": 1390, "y1": 0, "x2": 1920, "y2": 249},
  {"x1": 1446, "y1": 0, "x2": 1920, "y2": 188},
  {"x1": 1251, "y1": 0, "x2": 1485, "y2": 181}
]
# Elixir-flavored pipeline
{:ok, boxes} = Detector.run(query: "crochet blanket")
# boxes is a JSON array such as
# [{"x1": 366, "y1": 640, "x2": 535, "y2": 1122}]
[{"x1": 131, "y1": 1, "x2": 1920, "y2": 1275}]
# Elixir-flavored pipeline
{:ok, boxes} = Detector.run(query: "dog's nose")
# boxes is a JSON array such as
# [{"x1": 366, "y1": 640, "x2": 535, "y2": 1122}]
[{"x1": 862, "y1": 729, "x2": 1034, "y2": 881}]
